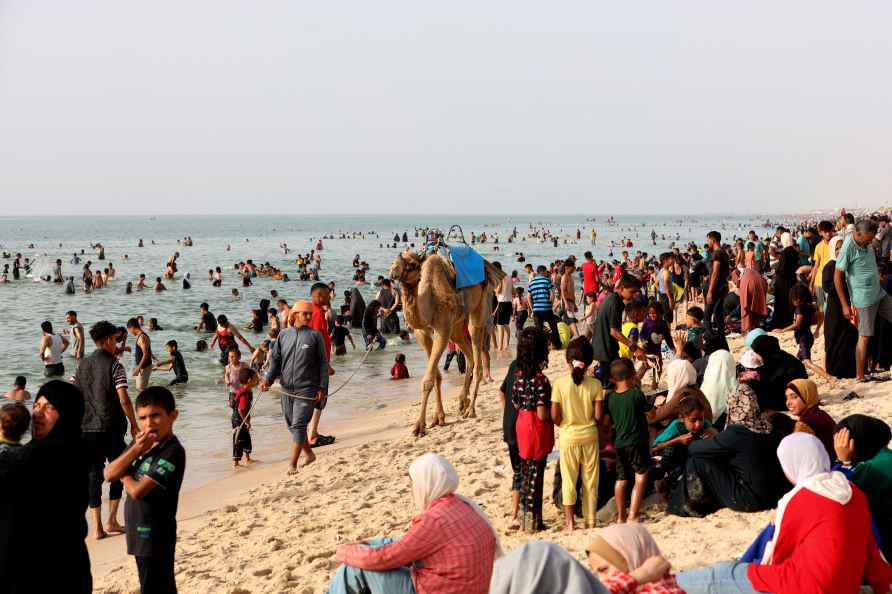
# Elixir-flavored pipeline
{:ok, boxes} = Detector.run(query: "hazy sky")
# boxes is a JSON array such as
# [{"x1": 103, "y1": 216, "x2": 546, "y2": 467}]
[{"x1": 2, "y1": 2, "x2": 891, "y2": 215}]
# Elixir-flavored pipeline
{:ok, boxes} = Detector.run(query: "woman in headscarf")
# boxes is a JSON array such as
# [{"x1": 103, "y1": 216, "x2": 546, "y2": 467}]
[
  {"x1": 699, "y1": 350, "x2": 738, "y2": 423},
  {"x1": 258, "y1": 298, "x2": 270, "y2": 326},
  {"x1": 749, "y1": 334, "x2": 806, "y2": 413},
  {"x1": 821, "y1": 238, "x2": 858, "y2": 378},
  {"x1": 0, "y1": 380, "x2": 92, "y2": 593},
  {"x1": 770, "y1": 233, "x2": 799, "y2": 329},
  {"x1": 785, "y1": 379, "x2": 836, "y2": 460},
  {"x1": 489, "y1": 541, "x2": 607, "y2": 594},
  {"x1": 588, "y1": 524, "x2": 684, "y2": 593},
  {"x1": 330, "y1": 454, "x2": 498, "y2": 594},
  {"x1": 834, "y1": 414, "x2": 892, "y2": 558},
  {"x1": 692, "y1": 333, "x2": 729, "y2": 385},
  {"x1": 348, "y1": 287, "x2": 366, "y2": 329},
  {"x1": 725, "y1": 350, "x2": 773, "y2": 434},
  {"x1": 649, "y1": 361, "x2": 712, "y2": 428},
  {"x1": 744, "y1": 328, "x2": 766, "y2": 348},
  {"x1": 676, "y1": 433, "x2": 892, "y2": 594}
]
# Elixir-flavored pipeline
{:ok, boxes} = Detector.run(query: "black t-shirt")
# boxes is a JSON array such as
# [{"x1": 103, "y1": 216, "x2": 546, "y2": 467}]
[
  {"x1": 710, "y1": 249, "x2": 730, "y2": 291},
  {"x1": 592, "y1": 292, "x2": 623, "y2": 363},
  {"x1": 171, "y1": 351, "x2": 188, "y2": 381},
  {"x1": 125, "y1": 435, "x2": 186, "y2": 557},
  {"x1": 202, "y1": 312, "x2": 218, "y2": 333},
  {"x1": 331, "y1": 326, "x2": 350, "y2": 347},
  {"x1": 500, "y1": 360, "x2": 519, "y2": 444}
]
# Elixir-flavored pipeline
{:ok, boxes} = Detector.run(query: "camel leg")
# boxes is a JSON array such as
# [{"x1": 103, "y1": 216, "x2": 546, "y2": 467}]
[
  {"x1": 451, "y1": 324, "x2": 474, "y2": 417},
  {"x1": 431, "y1": 366, "x2": 446, "y2": 428},
  {"x1": 465, "y1": 324, "x2": 485, "y2": 419},
  {"x1": 413, "y1": 330, "x2": 434, "y2": 437},
  {"x1": 415, "y1": 330, "x2": 449, "y2": 436}
]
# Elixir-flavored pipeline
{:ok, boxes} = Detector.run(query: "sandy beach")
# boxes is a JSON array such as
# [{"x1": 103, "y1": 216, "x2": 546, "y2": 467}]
[{"x1": 91, "y1": 330, "x2": 891, "y2": 594}]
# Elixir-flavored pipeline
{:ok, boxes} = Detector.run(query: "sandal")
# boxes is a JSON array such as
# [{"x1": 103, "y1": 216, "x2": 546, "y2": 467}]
[{"x1": 310, "y1": 434, "x2": 336, "y2": 448}]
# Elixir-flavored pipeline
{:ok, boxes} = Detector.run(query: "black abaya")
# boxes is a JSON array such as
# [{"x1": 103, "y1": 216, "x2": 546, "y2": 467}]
[
  {"x1": 822, "y1": 261, "x2": 858, "y2": 378},
  {"x1": 750, "y1": 334, "x2": 807, "y2": 412},
  {"x1": 770, "y1": 246, "x2": 799, "y2": 329},
  {"x1": 667, "y1": 425, "x2": 787, "y2": 517}
]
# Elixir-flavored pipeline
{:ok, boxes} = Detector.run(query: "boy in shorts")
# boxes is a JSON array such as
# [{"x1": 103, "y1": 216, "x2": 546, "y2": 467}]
[
  {"x1": 104, "y1": 387, "x2": 185, "y2": 594},
  {"x1": 604, "y1": 358, "x2": 652, "y2": 523}
]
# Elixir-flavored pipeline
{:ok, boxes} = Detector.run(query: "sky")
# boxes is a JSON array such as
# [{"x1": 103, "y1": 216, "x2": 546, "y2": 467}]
[{"x1": 2, "y1": 2, "x2": 891, "y2": 216}]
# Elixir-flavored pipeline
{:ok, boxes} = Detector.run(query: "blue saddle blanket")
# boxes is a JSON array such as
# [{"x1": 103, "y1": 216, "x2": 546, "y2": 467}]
[{"x1": 448, "y1": 244, "x2": 485, "y2": 289}]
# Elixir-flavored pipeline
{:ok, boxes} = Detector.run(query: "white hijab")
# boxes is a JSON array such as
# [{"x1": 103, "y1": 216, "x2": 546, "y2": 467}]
[
  {"x1": 780, "y1": 232, "x2": 794, "y2": 248},
  {"x1": 408, "y1": 453, "x2": 502, "y2": 557},
  {"x1": 699, "y1": 350, "x2": 738, "y2": 419},
  {"x1": 763, "y1": 433, "x2": 852, "y2": 564},
  {"x1": 666, "y1": 359, "x2": 697, "y2": 403},
  {"x1": 828, "y1": 235, "x2": 845, "y2": 261}
]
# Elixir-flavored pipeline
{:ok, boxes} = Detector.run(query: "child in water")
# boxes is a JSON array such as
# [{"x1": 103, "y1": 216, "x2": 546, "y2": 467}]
[
  {"x1": 154, "y1": 340, "x2": 189, "y2": 385},
  {"x1": 232, "y1": 367, "x2": 257, "y2": 467},
  {"x1": 391, "y1": 353, "x2": 409, "y2": 380}
]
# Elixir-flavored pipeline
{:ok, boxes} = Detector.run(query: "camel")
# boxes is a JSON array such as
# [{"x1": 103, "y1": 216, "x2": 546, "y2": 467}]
[{"x1": 390, "y1": 249, "x2": 506, "y2": 436}]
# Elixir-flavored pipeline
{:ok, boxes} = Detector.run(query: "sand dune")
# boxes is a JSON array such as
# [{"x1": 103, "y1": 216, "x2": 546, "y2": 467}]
[{"x1": 93, "y1": 330, "x2": 891, "y2": 593}]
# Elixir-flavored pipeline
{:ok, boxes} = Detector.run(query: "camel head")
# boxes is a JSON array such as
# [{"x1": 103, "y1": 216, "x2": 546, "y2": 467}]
[{"x1": 390, "y1": 250, "x2": 424, "y2": 286}]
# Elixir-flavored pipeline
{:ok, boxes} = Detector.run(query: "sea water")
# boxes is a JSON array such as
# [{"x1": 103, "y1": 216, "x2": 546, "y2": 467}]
[{"x1": 0, "y1": 213, "x2": 781, "y2": 487}]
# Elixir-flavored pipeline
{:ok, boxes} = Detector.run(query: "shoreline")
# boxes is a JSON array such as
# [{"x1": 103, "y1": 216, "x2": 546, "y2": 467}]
[{"x1": 88, "y1": 348, "x2": 518, "y2": 581}]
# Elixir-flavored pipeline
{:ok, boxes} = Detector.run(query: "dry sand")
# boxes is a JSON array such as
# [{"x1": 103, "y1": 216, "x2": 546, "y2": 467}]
[{"x1": 93, "y1": 331, "x2": 891, "y2": 594}]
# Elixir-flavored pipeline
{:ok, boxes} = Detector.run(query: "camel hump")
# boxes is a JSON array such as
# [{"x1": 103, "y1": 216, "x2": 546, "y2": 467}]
[{"x1": 483, "y1": 259, "x2": 506, "y2": 290}]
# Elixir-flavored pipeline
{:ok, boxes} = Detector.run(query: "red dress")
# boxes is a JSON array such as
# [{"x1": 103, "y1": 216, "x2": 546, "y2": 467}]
[{"x1": 512, "y1": 372, "x2": 554, "y2": 460}]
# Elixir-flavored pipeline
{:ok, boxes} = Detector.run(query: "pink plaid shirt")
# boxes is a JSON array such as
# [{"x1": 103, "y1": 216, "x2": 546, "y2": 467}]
[
  {"x1": 604, "y1": 571, "x2": 686, "y2": 594},
  {"x1": 336, "y1": 494, "x2": 496, "y2": 594}
]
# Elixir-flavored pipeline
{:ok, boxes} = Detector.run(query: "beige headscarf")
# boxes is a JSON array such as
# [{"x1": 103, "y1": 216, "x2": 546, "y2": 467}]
[
  {"x1": 780, "y1": 232, "x2": 794, "y2": 249},
  {"x1": 408, "y1": 453, "x2": 502, "y2": 557},
  {"x1": 588, "y1": 524, "x2": 662, "y2": 574}
]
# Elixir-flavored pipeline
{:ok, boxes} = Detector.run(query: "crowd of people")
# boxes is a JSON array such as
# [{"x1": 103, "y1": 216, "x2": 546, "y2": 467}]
[{"x1": 2, "y1": 210, "x2": 892, "y2": 593}]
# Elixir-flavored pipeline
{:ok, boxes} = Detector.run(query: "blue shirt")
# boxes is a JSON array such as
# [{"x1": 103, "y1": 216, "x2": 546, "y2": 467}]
[
  {"x1": 836, "y1": 236, "x2": 885, "y2": 308},
  {"x1": 528, "y1": 275, "x2": 554, "y2": 312}
]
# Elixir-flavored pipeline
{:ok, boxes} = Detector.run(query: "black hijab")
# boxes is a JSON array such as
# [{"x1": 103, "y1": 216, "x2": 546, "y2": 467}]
[
  {"x1": 838, "y1": 415, "x2": 892, "y2": 463},
  {"x1": 750, "y1": 334, "x2": 807, "y2": 412},
  {"x1": 1, "y1": 381, "x2": 91, "y2": 593},
  {"x1": 258, "y1": 299, "x2": 270, "y2": 325}
]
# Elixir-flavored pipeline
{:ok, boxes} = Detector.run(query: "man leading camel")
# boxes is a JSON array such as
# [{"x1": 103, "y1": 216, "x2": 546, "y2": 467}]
[{"x1": 261, "y1": 300, "x2": 329, "y2": 473}]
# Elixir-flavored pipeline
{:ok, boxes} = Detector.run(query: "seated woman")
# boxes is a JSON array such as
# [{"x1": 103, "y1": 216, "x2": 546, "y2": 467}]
[
  {"x1": 749, "y1": 334, "x2": 806, "y2": 413},
  {"x1": 649, "y1": 359, "x2": 711, "y2": 429},
  {"x1": 785, "y1": 379, "x2": 835, "y2": 461},
  {"x1": 588, "y1": 524, "x2": 685, "y2": 593},
  {"x1": 676, "y1": 433, "x2": 892, "y2": 594},
  {"x1": 489, "y1": 540, "x2": 607, "y2": 593},
  {"x1": 725, "y1": 350, "x2": 772, "y2": 435},
  {"x1": 667, "y1": 414, "x2": 791, "y2": 517},
  {"x1": 835, "y1": 414, "x2": 892, "y2": 559},
  {"x1": 0, "y1": 381, "x2": 92, "y2": 593},
  {"x1": 699, "y1": 349, "x2": 738, "y2": 426},
  {"x1": 329, "y1": 453, "x2": 498, "y2": 594},
  {"x1": 489, "y1": 539, "x2": 672, "y2": 594}
]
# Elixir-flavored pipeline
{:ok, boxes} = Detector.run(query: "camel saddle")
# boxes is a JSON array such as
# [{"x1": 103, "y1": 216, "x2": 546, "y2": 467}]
[{"x1": 445, "y1": 243, "x2": 486, "y2": 289}]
